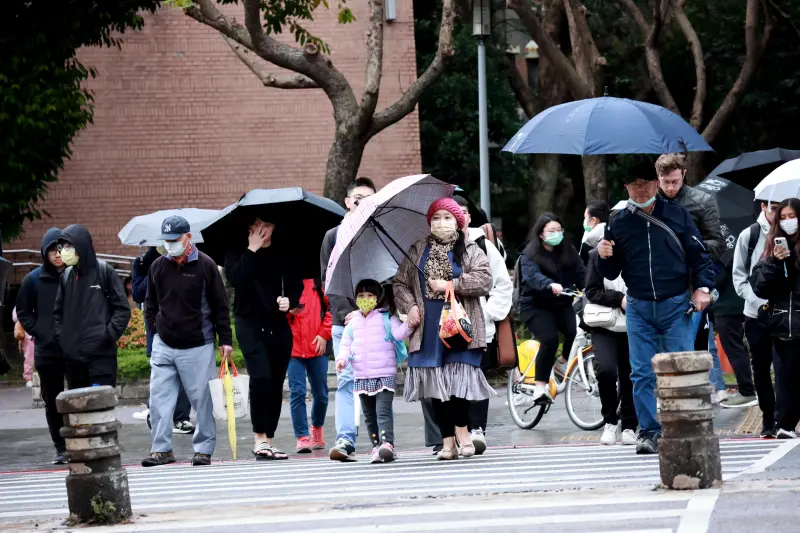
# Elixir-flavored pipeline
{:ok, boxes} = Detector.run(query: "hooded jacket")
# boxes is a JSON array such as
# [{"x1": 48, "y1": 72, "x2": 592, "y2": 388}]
[
  {"x1": 288, "y1": 279, "x2": 333, "y2": 359},
  {"x1": 659, "y1": 185, "x2": 725, "y2": 262},
  {"x1": 467, "y1": 227, "x2": 512, "y2": 343},
  {"x1": 338, "y1": 308, "x2": 411, "y2": 380},
  {"x1": 750, "y1": 250, "x2": 800, "y2": 340},
  {"x1": 53, "y1": 225, "x2": 131, "y2": 374},
  {"x1": 732, "y1": 212, "x2": 771, "y2": 319},
  {"x1": 15, "y1": 228, "x2": 64, "y2": 361}
]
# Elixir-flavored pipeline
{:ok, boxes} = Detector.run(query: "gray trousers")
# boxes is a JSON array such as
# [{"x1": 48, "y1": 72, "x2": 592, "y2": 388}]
[
  {"x1": 422, "y1": 398, "x2": 442, "y2": 447},
  {"x1": 359, "y1": 390, "x2": 395, "y2": 446},
  {"x1": 150, "y1": 336, "x2": 217, "y2": 455}
]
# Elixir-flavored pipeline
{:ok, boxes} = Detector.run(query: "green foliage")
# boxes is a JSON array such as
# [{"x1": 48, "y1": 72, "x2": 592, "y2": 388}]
[
  {"x1": 1, "y1": 0, "x2": 161, "y2": 239},
  {"x1": 117, "y1": 347, "x2": 246, "y2": 381},
  {"x1": 89, "y1": 495, "x2": 117, "y2": 524}
]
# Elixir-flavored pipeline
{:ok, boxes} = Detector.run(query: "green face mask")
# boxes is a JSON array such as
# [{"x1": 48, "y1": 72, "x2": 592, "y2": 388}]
[
  {"x1": 543, "y1": 232, "x2": 564, "y2": 246},
  {"x1": 583, "y1": 220, "x2": 593, "y2": 233}
]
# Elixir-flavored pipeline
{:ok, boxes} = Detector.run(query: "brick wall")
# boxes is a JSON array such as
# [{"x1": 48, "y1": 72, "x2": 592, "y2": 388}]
[{"x1": 13, "y1": 2, "x2": 422, "y2": 257}]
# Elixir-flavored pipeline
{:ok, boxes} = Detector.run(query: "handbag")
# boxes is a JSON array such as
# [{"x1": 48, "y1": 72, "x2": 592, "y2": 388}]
[
  {"x1": 439, "y1": 281, "x2": 473, "y2": 350},
  {"x1": 583, "y1": 303, "x2": 627, "y2": 333},
  {"x1": 494, "y1": 317, "x2": 518, "y2": 368}
]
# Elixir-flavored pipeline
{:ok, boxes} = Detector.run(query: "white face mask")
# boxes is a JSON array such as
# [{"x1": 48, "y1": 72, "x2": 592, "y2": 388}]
[
  {"x1": 780, "y1": 218, "x2": 798, "y2": 236},
  {"x1": 431, "y1": 218, "x2": 458, "y2": 240},
  {"x1": 163, "y1": 239, "x2": 187, "y2": 257}
]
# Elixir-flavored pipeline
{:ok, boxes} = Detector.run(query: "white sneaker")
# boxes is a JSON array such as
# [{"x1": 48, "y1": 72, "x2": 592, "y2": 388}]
[
  {"x1": 470, "y1": 428, "x2": 487, "y2": 455},
  {"x1": 25, "y1": 380, "x2": 33, "y2": 389},
  {"x1": 600, "y1": 423, "x2": 620, "y2": 445},
  {"x1": 531, "y1": 385, "x2": 552, "y2": 404},
  {"x1": 716, "y1": 390, "x2": 728, "y2": 404},
  {"x1": 621, "y1": 429, "x2": 638, "y2": 445},
  {"x1": 132, "y1": 406, "x2": 149, "y2": 420},
  {"x1": 777, "y1": 429, "x2": 797, "y2": 439}
]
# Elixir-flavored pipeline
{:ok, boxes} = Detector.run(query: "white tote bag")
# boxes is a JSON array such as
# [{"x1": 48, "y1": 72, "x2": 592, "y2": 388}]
[
  {"x1": 209, "y1": 359, "x2": 250, "y2": 420},
  {"x1": 584, "y1": 275, "x2": 628, "y2": 333}
]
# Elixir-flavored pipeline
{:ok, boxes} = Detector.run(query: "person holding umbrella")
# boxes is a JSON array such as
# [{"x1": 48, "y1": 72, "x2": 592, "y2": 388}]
[
  {"x1": 226, "y1": 216, "x2": 303, "y2": 460},
  {"x1": 393, "y1": 198, "x2": 494, "y2": 460}
]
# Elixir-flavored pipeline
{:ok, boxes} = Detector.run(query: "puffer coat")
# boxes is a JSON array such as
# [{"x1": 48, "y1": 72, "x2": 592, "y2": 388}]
[{"x1": 338, "y1": 309, "x2": 411, "y2": 380}]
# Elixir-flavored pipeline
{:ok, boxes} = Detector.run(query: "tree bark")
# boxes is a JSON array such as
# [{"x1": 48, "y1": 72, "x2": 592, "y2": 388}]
[
  {"x1": 674, "y1": 1, "x2": 706, "y2": 129},
  {"x1": 531, "y1": 154, "x2": 562, "y2": 223},
  {"x1": 324, "y1": 127, "x2": 367, "y2": 201},
  {"x1": 582, "y1": 155, "x2": 607, "y2": 201}
]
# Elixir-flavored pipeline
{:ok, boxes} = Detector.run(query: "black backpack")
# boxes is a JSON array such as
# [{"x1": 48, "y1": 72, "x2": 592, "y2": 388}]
[{"x1": 743, "y1": 222, "x2": 761, "y2": 273}]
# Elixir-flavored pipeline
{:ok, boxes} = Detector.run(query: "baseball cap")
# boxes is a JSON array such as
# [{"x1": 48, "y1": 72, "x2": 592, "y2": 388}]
[{"x1": 158, "y1": 216, "x2": 191, "y2": 240}]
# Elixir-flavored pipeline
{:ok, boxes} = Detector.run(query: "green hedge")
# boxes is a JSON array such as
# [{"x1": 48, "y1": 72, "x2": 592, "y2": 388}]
[{"x1": 117, "y1": 347, "x2": 246, "y2": 382}]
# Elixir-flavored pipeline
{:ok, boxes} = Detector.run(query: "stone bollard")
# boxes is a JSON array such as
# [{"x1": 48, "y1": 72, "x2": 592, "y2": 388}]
[
  {"x1": 653, "y1": 351, "x2": 722, "y2": 490},
  {"x1": 56, "y1": 386, "x2": 132, "y2": 524}
]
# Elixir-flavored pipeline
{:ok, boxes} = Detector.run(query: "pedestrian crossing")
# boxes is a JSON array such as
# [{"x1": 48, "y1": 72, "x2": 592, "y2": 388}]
[{"x1": 0, "y1": 439, "x2": 790, "y2": 531}]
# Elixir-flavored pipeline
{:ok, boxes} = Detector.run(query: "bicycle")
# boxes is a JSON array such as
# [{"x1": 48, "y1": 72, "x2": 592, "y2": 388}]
[{"x1": 507, "y1": 289, "x2": 604, "y2": 431}]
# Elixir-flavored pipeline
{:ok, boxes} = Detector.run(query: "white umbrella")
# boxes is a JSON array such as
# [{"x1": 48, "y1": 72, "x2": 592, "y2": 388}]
[
  {"x1": 754, "y1": 159, "x2": 800, "y2": 202},
  {"x1": 611, "y1": 200, "x2": 628, "y2": 212},
  {"x1": 118, "y1": 208, "x2": 220, "y2": 247}
]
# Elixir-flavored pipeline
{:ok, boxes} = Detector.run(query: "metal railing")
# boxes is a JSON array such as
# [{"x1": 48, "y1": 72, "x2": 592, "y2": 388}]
[{"x1": 3, "y1": 249, "x2": 133, "y2": 276}]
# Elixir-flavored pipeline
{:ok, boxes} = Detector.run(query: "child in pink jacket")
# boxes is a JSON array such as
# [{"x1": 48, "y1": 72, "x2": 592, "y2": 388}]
[{"x1": 337, "y1": 279, "x2": 412, "y2": 464}]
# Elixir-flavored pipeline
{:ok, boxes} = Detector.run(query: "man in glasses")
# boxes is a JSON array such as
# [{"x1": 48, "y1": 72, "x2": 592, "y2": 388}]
[{"x1": 53, "y1": 224, "x2": 131, "y2": 388}]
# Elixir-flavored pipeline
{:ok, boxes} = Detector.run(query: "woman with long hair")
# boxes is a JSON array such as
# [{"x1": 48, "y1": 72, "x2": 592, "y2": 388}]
[
  {"x1": 518, "y1": 213, "x2": 586, "y2": 404},
  {"x1": 750, "y1": 198, "x2": 800, "y2": 439}
]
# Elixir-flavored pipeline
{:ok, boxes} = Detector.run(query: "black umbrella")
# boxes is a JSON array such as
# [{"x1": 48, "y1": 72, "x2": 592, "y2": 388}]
[
  {"x1": 453, "y1": 186, "x2": 489, "y2": 226},
  {"x1": 696, "y1": 176, "x2": 755, "y2": 266},
  {"x1": 199, "y1": 188, "x2": 345, "y2": 279},
  {"x1": 710, "y1": 148, "x2": 800, "y2": 190}
]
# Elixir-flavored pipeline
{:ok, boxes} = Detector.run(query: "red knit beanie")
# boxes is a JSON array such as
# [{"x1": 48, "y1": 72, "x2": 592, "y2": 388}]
[{"x1": 426, "y1": 197, "x2": 467, "y2": 229}]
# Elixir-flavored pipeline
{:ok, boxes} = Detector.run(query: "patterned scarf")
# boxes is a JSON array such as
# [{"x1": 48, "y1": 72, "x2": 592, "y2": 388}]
[{"x1": 423, "y1": 231, "x2": 457, "y2": 300}]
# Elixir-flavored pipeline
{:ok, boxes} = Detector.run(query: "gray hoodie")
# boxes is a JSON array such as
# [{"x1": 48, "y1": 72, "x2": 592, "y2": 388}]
[{"x1": 732, "y1": 212, "x2": 770, "y2": 318}]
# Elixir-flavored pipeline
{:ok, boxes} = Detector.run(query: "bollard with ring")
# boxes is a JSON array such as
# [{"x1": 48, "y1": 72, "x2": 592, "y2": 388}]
[{"x1": 56, "y1": 385, "x2": 132, "y2": 524}]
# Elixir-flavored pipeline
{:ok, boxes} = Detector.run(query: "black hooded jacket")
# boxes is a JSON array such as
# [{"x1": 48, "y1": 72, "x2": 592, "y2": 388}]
[
  {"x1": 53, "y1": 225, "x2": 131, "y2": 373},
  {"x1": 15, "y1": 228, "x2": 64, "y2": 361}
]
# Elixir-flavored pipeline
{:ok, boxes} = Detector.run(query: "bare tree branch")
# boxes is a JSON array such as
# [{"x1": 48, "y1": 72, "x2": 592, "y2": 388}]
[
  {"x1": 367, "y1": 0, "x2": 457, "y2": 138},
  {"x1": 507, "y1": 0, "x2": 591, "y2": 99},
  {"x1": 769, "y1": 0, "x2": 800, "y2": 41},
  {"x1": 702, "y1": 0, "x2": 775, "y2": 142},
  {"x1": 674, "y1": 0, "x2": 706, "y2": 128},
  {"x1": 616, "y1": 0, "x2": 650, "y2": 34},
  {"x1": 359, "y1": 0, "x2": 385, "y2": 119},
  {"x1": 563, "y1": 0, "x2": 605, "y2": 96},
  {"x1": 507, "y1": 60, "x2": 538, "y2": 119},
  {"x1": 222, "y1": 35, "x2": 318, "y2": 89}
]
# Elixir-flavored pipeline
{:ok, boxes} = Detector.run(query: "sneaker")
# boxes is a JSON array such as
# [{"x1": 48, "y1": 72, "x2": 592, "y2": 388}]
[
  {"x1": 132, "y1": 406, "x2": 149, "y2": 420},
  {"x1": 310, "y1": 426, "x2": 326, "y2": 450},
  {"x1": 600, "y1": 423, "x2": 621, "y2": 445},
  {"x1": 553, "y1": 358, "x2": 568, "y2": 379},
  {"x1": 715, "y1": 390, "x2": 729, "y2": 404},
  {"x1": 52, "y1": 450, "x2": 67, "y2": 465},
  {"x1": 173, "y1": 420, "x2": 195, "y2": 434},
  {"x1": 531, "y1": 385, "x2": 553, "y2": 405},
  {"x1": 636, "y1": 432, "x2": 660, "y2": 455},
  {"x1": 142, "y1": 451, "x2": 176, "y2": 467},
  {"x1": 370, "y1": 447, "x2": 384, "y2": 464},
  {"x1": 470, "y1": 428, "x2": 487, "y2": 455},
  {"x1": 761, "y1": 426, "x2": 777, "y2": 439},
  {"x1": 432, "y1": 444, "x2": 443, "y2": 455},
  {"x1": 26, "y1": 380, "x2": 33, "y2": 389},
  {"x1": 621, "y1": 429, "x2": 639, "y2": 445},
  {"x1": 329, "y1": 439, "x2": 357, "y2": 462},
  {"x1": 378, "y1": 442, "x2": 396, "y2": 463},
  {"x1": 191, "y1": 453, "x2": 211, "y2": 466},
  {"x1": 296, "y1": 436, "x2": 313, "y2": 454},
  {"x1": 777, "y1": 429, "x2": 797, "y2": 439},
  {"x1": 720, "y1": 392, "x2": 759, "y2": 409}
]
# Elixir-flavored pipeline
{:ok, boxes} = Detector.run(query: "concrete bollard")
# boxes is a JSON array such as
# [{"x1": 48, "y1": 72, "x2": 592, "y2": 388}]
[
  {"x1": 56, "y1": 386, "x2": 132, "y2": 524},
  {"x1": 653, "y1": 351, "x2": 722, "y2": 490}
]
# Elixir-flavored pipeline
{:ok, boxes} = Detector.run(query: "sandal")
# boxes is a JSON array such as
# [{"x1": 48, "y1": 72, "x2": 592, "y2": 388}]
[
  {"x1": 460, "y1": 443, "x2": 476, "y2": 458},
  {"x1": 253, "y1": 442, "x2": 289, "y2": 460},
  {"x1": 437, "y1": 448, "x2": 459, "y2": 461}
]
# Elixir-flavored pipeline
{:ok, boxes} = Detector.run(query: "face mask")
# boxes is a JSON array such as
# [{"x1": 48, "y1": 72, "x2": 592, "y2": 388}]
[
  {"x1": 543, "y1": 232, "x2": 564, "y2": 246},
  {"x1": 60, "y1": 246, "x2": 78, "y2": 266},
  {"x1": 156, "y1": 245, "x2": 168, "y2": 256},
  {"x1": 583, "y1": 219, "x2": 594, "y2": 233},
  {"x1": 163, "y1": 240, "x2": 186, "y2": 257},
  {"x1": 780, "y1": 219, "x2": 798, "y2": 235},
  {"x1": 628, "y1": 196, "x2": 656, "y2": 209},
  {"x1": 431, "y1": 218, "x2": 458, "y2": 240},
  {"x1": 356, "y1": 296, "x2": 377, "y2": 314}
]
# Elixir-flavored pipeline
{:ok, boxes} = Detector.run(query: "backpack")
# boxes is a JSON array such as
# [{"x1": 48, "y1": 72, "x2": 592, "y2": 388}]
[
  {"x1": 61, "y1": 261, "x2": 113, "y2": 299},
  {"x1": 348, "y1": 312, "x2": 408, "y2": 365},
  {"x1": 743, "y1": 222, "x2": 761, "y2": 273},
  {"x1": 479, "y1": 223, "x2": 505, "y2": 258}
]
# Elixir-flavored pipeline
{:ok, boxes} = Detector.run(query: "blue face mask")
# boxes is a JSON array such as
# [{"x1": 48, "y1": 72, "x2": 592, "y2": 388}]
[{"x1": 628, "y1": 196, "x2": 656, "y2": 209}]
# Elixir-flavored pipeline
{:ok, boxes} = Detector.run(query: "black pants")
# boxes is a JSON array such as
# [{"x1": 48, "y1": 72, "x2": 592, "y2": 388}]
[
  {"x1": 715, "y1": 315, "x2": 755, "y2": 397},
  {"x1": 238, "y1": 322, "x2": 292, "y2": 438},
  {"x1": 772, "y1": 338, "x2": 800, "y2": 432},
  {"x1": 360, "y1": 390, "x2": 395, "y2": 446},
  {"x1": 431, "y1": 397, "x2": 470, "y2": 439},
  {"x1": 36, "y1": 358, "x2": 67, "y2": 453},
  {"x1": 592, "y1": 329, "x2": 637, "y2": 430},
  {"x1": 745, "y1": 318, "x2": 784, "y2": 428},
  {"x1": 65, "y1": 361, "x2": 116, "y2": 389},
  {"x1": 525, "y1": 306, "x2": 576, "y2": 382}
]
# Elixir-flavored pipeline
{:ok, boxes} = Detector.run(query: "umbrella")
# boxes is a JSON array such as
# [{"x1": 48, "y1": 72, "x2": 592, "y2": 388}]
[
  {"x1": 502, "y1": 96, "x2": 713, "y2": 155},
  {"x1": 453, "y1": 186, "x2": 488, "y2": 226},
  {"x1": 199, "y1": 187, "x2": 345, "y2": 278},
  {"x1": 696, "y1": 176, "x2": 755, "y2": 265},
  {"x1": 754, "y1": 159, "x2": 800, "y2": 203},
  {"x1": 324, "y1": 174, "x2": 455, "y2": 298},
  {"x1": 714, "y1": 148, "x2": 800, "y2": 190},
  {"x1": 611, "y1": 200, "x2": 628, "y2": 211},
  {"x1": 118, "y1": 208, "x2": 219, "y2": 247}
]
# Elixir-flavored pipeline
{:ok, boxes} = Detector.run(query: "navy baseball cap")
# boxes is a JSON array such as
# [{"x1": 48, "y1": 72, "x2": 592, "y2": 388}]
[{"x1": 158, "y1": 216, "x2": 191, "y2": 240}]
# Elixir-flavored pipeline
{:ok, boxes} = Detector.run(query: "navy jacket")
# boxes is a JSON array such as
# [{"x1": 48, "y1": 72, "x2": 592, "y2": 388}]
[
  {"x1": 132, "y1": 248, "x2": 160, "y2": 305},
  {"x1": 599, "y1": 198, "x2": 715, "y2": 301}
]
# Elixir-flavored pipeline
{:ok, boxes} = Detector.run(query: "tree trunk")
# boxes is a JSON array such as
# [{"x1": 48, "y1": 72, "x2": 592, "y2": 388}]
[
  {"x1": 554, "y1": 174, "x2": 575, "y2": 217},
  {"x1": 685, "y1": 152, "x2": 706, "y2": 186},
  {"x1": 322, "y1": 127, "x2": 367, "y2": 203},
  {"x1": 582, "y1": 155, "x2": 607, "y2": 201},
  {"x1": 530, "y1": 154, "x2": 562, "y2": 222}
]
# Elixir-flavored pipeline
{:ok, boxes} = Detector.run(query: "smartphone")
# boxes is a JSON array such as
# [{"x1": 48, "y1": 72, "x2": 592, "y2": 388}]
[{"x1": 775, "y1": 237, "x2": 789, "y2": 254}]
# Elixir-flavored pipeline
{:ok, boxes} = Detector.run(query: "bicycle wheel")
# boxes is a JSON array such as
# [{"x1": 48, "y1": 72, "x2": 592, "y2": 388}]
[
  {"x1": 565, "y1": 352, "x2": 604, "y2": 431},
  {"x1": 507, "y1": 367, "x2": 547, "y2": 429}
]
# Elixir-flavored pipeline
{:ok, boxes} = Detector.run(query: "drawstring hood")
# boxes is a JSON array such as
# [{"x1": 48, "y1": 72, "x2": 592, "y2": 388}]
[
  {"x1": 40, "y1": 228, "x2": 63, "y2": 278},
  {"x1": 59, "y1": 224, "x2": 99, "y2": 274}
]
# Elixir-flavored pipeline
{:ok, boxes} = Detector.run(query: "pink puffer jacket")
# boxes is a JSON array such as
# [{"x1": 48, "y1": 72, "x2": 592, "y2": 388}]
[{"x1": 338, "y1": 310, "x2": 412, "y2": 380}]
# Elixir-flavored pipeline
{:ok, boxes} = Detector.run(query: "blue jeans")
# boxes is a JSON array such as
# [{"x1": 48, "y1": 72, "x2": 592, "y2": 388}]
[
  {"x1": 332, "y1": 325, "x2": 356, "y2": 445},
  {"x1": 146, "y1": 323, "x2": 190, "y2": 422},
  {"x1": 287, "y1": 356, "x2": 330, "y2": 438},
  {"x1": 149, "y1": 336, "x2": 216, "y2": 454},
  {"x1": 627, "y1": 291, "x2": 695, "y2": 434},
  {"x1": 691, "y1": 312, "x2": 726, "y2": 392}
]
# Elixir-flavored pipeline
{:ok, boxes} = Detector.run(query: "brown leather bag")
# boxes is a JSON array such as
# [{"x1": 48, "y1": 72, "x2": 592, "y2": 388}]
[{"x1": 494, "y1": 317, "x2": 518, "y2": 368}]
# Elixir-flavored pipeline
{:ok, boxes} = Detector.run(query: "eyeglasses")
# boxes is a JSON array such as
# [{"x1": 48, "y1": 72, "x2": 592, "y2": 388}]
[{"x1": 56, "y1": 244, "x2": 74, "y2": 253}]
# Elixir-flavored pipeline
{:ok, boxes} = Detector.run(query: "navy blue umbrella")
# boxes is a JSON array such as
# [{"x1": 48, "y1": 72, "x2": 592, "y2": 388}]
[{"x1": 502, "y1": 97, "x2": 713, "y2": 155}]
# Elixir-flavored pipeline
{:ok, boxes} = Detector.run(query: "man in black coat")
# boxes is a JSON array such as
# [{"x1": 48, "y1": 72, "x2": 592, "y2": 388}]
[
  {"x1": 53, "y1": 224, "x2": 131, "y2": 387},
  {"x1": 15, "y1": 228, "x2": 68, "y2": 464}
]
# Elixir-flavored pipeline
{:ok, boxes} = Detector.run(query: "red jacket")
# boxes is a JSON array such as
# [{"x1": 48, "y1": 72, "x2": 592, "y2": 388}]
[{"x1": 288, "y1": 279, "x2": 333, "y2": 358}]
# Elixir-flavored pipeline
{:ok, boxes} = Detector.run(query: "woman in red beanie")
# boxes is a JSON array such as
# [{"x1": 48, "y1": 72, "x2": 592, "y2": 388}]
[{"x1": 393, "y1": 197, "x2": 494, "y2": 460}]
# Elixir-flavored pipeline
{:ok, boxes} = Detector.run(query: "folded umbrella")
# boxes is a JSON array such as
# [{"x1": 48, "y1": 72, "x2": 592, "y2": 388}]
[
  {"x1": 118, "y1": 208, "x2": 219, "y2": 247},
  {"x1": 714, "y1": 148, "x2": 800, "y2": 190},
  {"x1": 324, "y1": 174, "x2": 455, "y2": 298},
  {"x1": 696, "y1": 176, "x2": 755, "y2": 266},
  {"x1": 754, "y1": 159, "x2": 800, "y2": 203},
  {"x1": 200, "y1": 187, "x2": 345, "y2": 278},
  {"x1": 502, "y1": 96, "x2": 712, "y2": 155}
]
